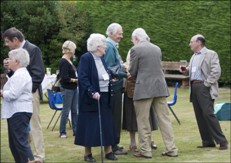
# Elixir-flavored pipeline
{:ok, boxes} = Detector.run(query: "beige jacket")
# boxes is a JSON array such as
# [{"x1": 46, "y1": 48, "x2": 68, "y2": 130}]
[
  {"x1": 188, "y1": 47, "x2": 221, "y2": 100},
  {"x1": 129, "y1": 41, "x2": 169, "y2": 101}
]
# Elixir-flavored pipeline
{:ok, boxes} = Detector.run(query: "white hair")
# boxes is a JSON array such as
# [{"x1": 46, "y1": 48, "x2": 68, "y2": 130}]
[
  {"x1": 62, "y1": 40, "x2": 76, "y2": 54},
  {"x1": 87, "y1": 33, "x2": 106, "y2": 52},
  {"x1": 132, "y1": 28, "x2": 150, "y2": 42},
  {"x1": 106, "y1": 23, "x2": 122, "y2": 36},
  {"x1": 8, "y1": 48, "x2": 30, "y2": 67}
]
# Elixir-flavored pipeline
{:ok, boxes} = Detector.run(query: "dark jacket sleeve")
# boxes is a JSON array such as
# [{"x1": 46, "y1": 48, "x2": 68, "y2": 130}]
[{"x1": 78, "y1": 53, "x2": 99, "y2": 98}]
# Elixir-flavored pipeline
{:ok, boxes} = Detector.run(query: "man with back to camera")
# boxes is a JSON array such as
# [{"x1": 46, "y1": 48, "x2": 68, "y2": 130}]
[
  {"x1": 129, "y1": 28, "x2": 178, "y2": 158},
  {"x1": 180, "y1": 34, "x2": 228, "y2": 150},
  {"x1": 2, "y1": 27, "x2": 46, "y2": 163}
]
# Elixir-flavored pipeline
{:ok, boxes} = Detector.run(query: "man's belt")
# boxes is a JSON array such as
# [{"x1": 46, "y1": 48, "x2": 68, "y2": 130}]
[{"x1": 191, "y1": 80, "x2": 203, "y2": 84}]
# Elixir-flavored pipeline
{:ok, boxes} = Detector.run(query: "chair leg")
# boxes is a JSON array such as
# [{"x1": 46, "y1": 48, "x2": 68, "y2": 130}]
[
  {"x1": 68, "y1": 119, "x2": 72, "y2": 129},
  {"x1": 47, "y1": 110, "x2": 58, "y2": 129},
  {"x1": 52, "y1": 112, "x2": 62, "y2": 131},
  {"x1": 168, "y1": 105, "x2": 181, "y2": 125}
]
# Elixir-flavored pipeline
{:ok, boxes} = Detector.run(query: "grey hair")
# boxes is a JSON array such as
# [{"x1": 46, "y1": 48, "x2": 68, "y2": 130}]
[
  {"x1": 132, "y1": 28, "x2": 150, "y2": 42},
  {"x1": 106, "y1": 23, "x2": 122, "y2": 36},
  {"x1": 8, "y1": 48, "x2": 30, "y2": 67},
  {"x1": 62, "y1": 40, "x2": 76, "y2": 54},
  {"x1": 87, "y1": 33, "x2": 106, "y2": 52},
  {"x1": 194, "y1": 34, "x2": 206, "y2": 46}
]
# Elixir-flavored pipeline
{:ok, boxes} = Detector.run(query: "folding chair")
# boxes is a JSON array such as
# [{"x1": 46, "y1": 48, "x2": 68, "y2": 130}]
[
  {"x1": 47, "y1": 89, "x2": 63, "y2": 131},
  {"x1": 167, "y1": 82, "x2": 181, "y2": 125}
]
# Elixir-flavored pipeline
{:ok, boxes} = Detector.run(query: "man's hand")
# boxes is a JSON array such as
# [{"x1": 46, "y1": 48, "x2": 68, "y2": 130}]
[
  {"x1": 127, "y1": 72, "x2": 131, "y2": 79},
  {"x1": 3, "y1": 58, "x2": 10, "y2": 69}
]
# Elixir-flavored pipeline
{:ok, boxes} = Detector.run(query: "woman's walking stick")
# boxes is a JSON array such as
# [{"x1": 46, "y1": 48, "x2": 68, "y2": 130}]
[{"x1": 98, "y1": 99, "x2": 104, "y2": 163}]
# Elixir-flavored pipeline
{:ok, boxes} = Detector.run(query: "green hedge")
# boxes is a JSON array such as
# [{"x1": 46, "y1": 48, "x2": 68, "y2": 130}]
[{"x1": 77, "y1": 1, "x2": 230, "y2": 85}]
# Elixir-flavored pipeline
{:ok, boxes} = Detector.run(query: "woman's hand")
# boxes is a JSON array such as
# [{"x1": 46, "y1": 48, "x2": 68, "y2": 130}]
[{"x1": 92, "y1": 92, "x2": 100, "y2": 100}]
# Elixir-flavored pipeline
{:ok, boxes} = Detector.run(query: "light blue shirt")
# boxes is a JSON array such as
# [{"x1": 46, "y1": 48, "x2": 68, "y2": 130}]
[
  {"x1": 1, "y1": 67, "x2": 33, "y2": 119},
  {"x1": 191, "y1": 48, "x2": 205, "y2": 81}
]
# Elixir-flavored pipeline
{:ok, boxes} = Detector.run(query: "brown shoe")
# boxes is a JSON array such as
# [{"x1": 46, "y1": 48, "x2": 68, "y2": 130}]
[
  {"x1": 129, "y1": 145, "x2": 138, "y2": 152},
  {"x1": 219, "y1": 141, "x2": 228, "y2": 150},
  {"x1": 133, "y1": 152, "x2": 152, "y2": 159},
  {"x1": 162, "y1": 151, "x2": 178, "y2": 157}
]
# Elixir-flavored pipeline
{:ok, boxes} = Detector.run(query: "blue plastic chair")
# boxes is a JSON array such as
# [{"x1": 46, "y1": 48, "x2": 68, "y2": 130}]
[
  {"x1": 167, "y1": 82, "x2": 181, "y2": 125},
  {"x1": 47, "y1": 89, "x2": 63, "y2": 131}
]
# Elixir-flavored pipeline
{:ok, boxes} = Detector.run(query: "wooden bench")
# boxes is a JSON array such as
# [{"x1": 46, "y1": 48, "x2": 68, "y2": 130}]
[{"x1": 162, "y1": 61, "x2": 189, "y2": 88}]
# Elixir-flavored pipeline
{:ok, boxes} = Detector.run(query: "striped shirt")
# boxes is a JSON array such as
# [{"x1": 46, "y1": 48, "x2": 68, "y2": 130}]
[{"x1": 191, "y1": 51, "x2": 203, "y2": 81}]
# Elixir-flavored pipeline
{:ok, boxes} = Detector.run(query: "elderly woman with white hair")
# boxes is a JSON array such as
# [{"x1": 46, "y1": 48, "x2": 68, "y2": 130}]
[
  {"x1": 59, "y1": 40, "x2": 78, "y2": 138},
  {"x1": 75, "y1": 33, "x2": 117, "y2": 162},
  {"x1": 0, "y1": 48, "x2": 34, "y2": 162}
]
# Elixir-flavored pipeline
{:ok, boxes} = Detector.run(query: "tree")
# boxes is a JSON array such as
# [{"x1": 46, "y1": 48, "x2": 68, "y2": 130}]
[
  {"x1": 1, "y1": 1, "x2": 92, "y2": 73},
  {"x1": 1, "y1": 1, "x2": 60, "y2": 72}
]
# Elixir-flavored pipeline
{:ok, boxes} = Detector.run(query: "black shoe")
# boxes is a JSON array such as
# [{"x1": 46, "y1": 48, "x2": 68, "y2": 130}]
[
  {"x1": 84, "y1": 153, "x2": 96, "y2": 162},
  {"x1": 113, "y1": 148, "x2": 128, "y2": 155},
  {"x1": 105, "y1": 152, "x2": 118, "y2": 160},
  {"x1": 112, "y1": 145, "x2": 124, "y2": 151},
  {"x1": 219, "y1": 141, "x2": 228, "y2": 150},
  {"x1": 151, "y1": 141, "x2": 157, "y2": 149},
  {"x1": 197, "y1": 144, "x2": 216, "y2": 148}
]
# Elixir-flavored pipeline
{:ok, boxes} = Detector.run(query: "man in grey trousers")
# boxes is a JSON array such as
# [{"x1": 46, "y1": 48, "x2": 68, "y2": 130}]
[{"x1": 181, "y1": 34, "x2": 228, "y2": 150}]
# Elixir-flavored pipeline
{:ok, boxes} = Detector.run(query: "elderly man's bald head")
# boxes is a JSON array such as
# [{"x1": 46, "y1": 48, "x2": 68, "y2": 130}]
[
  {"x1": 189, "y1": 34, "x2": 206, "y2": 52},
  {"x1": 192, "y1": 34, "x2": 206, "y2": 46}
]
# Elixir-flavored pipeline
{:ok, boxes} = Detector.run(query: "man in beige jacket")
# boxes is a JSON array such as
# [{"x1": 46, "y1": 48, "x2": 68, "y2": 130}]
[
  {"x1": 182, "y1": 34, "x2": 228, "y2": 150},
  {"x1": 129, "y1": 28, "x2": 178, "y2": 158}
]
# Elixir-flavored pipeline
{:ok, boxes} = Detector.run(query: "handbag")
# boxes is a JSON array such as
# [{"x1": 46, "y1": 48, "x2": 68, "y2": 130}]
[{"x1": 126, "y1": 77, "x2": 136, "y2": 98}]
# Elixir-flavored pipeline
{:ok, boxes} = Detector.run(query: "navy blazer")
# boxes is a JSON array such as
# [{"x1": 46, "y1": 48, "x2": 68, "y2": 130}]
[
  {"x1": 78, "y1": 52, "x2": 111, "y2": 112},
  {"x1": 23, "y1": 41, "x2": 45, "y2": 92}
]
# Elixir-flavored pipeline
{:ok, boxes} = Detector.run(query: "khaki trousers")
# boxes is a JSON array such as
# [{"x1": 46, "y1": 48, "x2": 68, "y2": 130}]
[
  {"x1": 134, "y1": 97, "x2": 178, "y2": 157},
  {"x1": 30, "y1": 90, "x2": 45, "y2": 161}
]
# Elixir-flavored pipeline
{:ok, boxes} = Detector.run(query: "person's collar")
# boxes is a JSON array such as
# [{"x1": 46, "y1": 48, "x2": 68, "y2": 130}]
[
  {"x1": 195, "y1": 47, "x2": 205, "y2": 55},
  {"x1": 199, "y1": 47, "x2": 206, "y2": 54},
  {"x1": 91, "y1": 52, "x2": 101, "y2": 59},
  {"x1": 20, "y1": 40, "x2": 26, "y2": 48},
  {"x1": 107, "y1": 37, "x2": 118, "y2": 47}
]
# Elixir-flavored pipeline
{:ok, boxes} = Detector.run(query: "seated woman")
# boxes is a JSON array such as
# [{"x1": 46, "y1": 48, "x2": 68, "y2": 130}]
[{"x1": 75, "y1": 33, "x2": 117, "y2": 162}]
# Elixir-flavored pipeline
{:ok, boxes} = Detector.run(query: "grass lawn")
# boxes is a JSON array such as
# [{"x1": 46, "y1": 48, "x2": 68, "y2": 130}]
[{"x1": 1, "y1": 87, "x2": 230, "y2": 162}]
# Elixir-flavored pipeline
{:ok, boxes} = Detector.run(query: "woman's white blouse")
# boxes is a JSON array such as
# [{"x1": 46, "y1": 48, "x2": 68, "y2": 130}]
[{"x1": 1, "y1": 67, "x2": 33, "y2": 119}]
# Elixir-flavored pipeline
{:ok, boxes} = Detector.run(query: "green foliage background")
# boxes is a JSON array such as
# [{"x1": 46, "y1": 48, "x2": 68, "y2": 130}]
[{"x1": 1, "y1": 0, "x2": 230, "y2": 85}]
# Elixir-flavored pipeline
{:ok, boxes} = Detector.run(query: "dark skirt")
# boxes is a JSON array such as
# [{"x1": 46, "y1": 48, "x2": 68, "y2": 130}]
[
  {"x1": 75, "y1": 93, "x2": 115, "y2": 147},
  {"x1": 122, "y1": 93, "x2": 158, "y2": 131}
]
